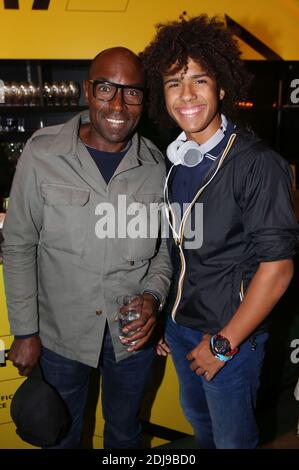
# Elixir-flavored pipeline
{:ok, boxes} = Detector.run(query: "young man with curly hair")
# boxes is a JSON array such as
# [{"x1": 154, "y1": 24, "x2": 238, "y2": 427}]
[{"x1": 141, "y1": 15, "x2": 298, "y2": 448}]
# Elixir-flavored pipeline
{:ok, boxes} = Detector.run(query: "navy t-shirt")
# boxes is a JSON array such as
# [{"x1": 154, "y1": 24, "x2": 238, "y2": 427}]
[
  {"x1": 85, "y1": 145, "x2": 129, "y2": 185},
  {"x1": 170, "y1": 119, "x2": 235, "y2": 207}
]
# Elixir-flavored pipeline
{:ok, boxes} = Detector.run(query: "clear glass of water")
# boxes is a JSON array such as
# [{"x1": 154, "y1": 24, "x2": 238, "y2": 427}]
[{"x1": 116, "y1": 294, "x2": 141, "y2": 345}]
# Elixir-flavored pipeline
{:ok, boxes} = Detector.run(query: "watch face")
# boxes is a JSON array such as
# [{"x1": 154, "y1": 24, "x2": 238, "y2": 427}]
[{"x1": 213, "y1": 336, "x2": 231, "y2": 355}]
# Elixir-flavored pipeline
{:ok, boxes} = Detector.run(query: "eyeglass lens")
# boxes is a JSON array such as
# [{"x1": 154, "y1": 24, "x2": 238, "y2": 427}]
[{"x1": 93, "y1": 81, "x2": 143, "y2": 105}]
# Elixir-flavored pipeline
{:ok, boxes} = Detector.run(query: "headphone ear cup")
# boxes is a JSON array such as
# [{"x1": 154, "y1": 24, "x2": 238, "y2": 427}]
[
  {"x1": 166, "y1": 140, "x2": 184, "y2": 165},
  {"x1": 167, "y1": 139, "x2": 205, "y2": 167},
  {"x1": 177, "y1": 141, "x2": 204, "y2": 167}
]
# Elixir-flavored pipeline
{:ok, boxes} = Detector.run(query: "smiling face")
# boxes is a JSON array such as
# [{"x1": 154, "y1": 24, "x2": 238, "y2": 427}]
[
  {"x1": 82, "y1": 48, "x2": 144, "y2": 152},
  {"x1": 163, "y1": 57, "x2": 225, "y2": 144}
]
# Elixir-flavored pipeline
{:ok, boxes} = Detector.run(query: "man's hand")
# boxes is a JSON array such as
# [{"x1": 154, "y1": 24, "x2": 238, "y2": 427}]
[
  {"x1": 119, "y1": 293, "x2": 158, "y2": 352},
  {"x1": 186, "y1": 334, "x2": 225, "y2": 381},
  {"x1": 8, "y1": 336, "x2": 41, "y2": 376},
  {"x1": 156, "y1": 337, "x2": 170, "y2": 356}
]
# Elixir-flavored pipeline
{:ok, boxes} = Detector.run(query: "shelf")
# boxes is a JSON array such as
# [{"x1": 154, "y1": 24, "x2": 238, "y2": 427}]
[
  {"x1": 0, "y1": 132, "x2": 33, "y2": 142},
  {"x1": 237, "y1": 105, "x2": 299, "y2": 111},
  {"x1": 282, "y1": 105, "x2": 299, "y2": 109},
  {"x1": 2, "y1": 104, "x2": 296, "y2": 114},
  {"x1": 0, "y1": 106, "x2": 87, "y2": 114}
]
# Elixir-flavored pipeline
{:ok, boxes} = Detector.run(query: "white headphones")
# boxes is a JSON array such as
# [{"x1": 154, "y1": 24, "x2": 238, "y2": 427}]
[{"x1": 166, "y1": 114, "x2": 228, "y2": 167}]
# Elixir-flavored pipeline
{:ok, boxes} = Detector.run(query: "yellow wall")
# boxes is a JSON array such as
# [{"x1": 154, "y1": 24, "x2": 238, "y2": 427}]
[
  {"x1": 0, "y1": 0, "x2": 298, "y2": 59},
  {"x1": 85, "y1": 357, "x2": 193, "y2": 449},
  {"x1": 0, "y1": 265, "x2": 192, "y2": 448}
]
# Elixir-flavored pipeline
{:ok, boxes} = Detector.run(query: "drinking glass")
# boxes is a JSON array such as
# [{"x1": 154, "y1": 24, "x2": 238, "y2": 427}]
[{"x1": 116, "y1": 294, "x2": 141, "y2": 345}]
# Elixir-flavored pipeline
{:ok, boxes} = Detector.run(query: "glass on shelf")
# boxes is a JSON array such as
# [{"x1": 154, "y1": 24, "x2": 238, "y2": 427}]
[
  {"x1": 50, "y1": 82, "x2": 61, "y2": 106},
  {"x1": 3, "y1": 82, "x2": 13, "y2": 105},
  {"x1": 43, "y1": 81, "x2": 80, "y2": 107},
  {"x1": 68, "y1": 81, "x2": 80, "y2": 106},
  {"x1": 0, "y1": 81, "x2": 41, "y2": 106},
  {"x1": 58, "y1": 81, "x2": 70, "y2": 106},
  {"x1": 10, "y1": 82, "x2": 22, "y2": 106},
  {"x1": 28, "y1": 82, "x2": 40, "y2": 106},
  {"x1": 17, "y1": 118, "x2": 25, "y2": 132},
  {"x1": 0, "y1": 141, "x2": 25, "y2": 169},
  {"x1": 1, "y1": 80, "x2": 80, "y2": 108},
  {"x1": 19, "y1": 82, "x2": 29, "y2": 106},
  {"x1": 0, "y1": 116, "x2": 26, "y2": 133},
  {"x1": 2, "y1": 197, "x2": 9, "y2": 213},
  {"x1": 0, "y1": 79, "x2": 4, "y2": 104},
  {"x1": 18, "y1": 82, "x2": 40, "y2": 107},
  {"x1": 43, "y1": 82, "x2": 52, "y2": 106},
  {"x1": 1, "y1": 116, "x2": 18, "y2": 132},
  {"x1": 43, "y1": 81, "x2": 62, "y2": 106}
]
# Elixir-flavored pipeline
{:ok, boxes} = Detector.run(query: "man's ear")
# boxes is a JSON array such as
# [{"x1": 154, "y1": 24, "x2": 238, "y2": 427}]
[{"x1": 219, "y1": 88, "x2": 225, "y2": 101}]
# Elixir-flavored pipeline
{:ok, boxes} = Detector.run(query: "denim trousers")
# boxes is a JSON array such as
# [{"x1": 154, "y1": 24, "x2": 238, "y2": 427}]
[
  {"x1": 165, "y1": 316, "x2": 268, "y2": 449},
  {"x1": 40, "y1": 326, "x2": 154, "y2": 449}
]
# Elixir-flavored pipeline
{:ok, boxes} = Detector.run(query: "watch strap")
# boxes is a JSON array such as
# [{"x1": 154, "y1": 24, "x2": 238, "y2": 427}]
[{"x1": 210, "y1": 334, "x2": 239, "y2": 362}]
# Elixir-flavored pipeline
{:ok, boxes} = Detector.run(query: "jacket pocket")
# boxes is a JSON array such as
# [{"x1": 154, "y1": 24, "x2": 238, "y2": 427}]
[
  {"x1": 121, "y1": 193, "x2": 163, "y2": 262},
  {"x1": 40, "y1": 183, "x2": 90, "y2": 256}
]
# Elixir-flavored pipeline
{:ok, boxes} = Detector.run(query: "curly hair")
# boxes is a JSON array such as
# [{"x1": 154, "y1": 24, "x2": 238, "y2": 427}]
[{"x1": 140, "y1": 15, "x2": 250, "y2": 128}]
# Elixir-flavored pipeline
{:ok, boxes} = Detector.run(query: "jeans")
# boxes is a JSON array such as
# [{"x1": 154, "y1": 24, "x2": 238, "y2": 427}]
[
  {"x1": 165, "y1": 316, "x2": 268, "y2": 449},
  {"x1": 40, "y1": 326, "x2": 154, "y2": 449}
]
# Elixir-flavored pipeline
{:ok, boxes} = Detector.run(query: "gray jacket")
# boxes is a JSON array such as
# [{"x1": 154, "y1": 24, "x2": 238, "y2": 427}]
[{"x1": 2, "y1": 112, "x2": 172, "y2": 366}]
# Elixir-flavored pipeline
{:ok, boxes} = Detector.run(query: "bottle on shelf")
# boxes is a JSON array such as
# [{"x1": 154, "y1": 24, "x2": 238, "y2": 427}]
[
  {"x1": 2, "y1": 195, "x2": 9, "y2": 213},
  {"x1": 0, "y1": 79, "x2": 4, "y2": 104}
]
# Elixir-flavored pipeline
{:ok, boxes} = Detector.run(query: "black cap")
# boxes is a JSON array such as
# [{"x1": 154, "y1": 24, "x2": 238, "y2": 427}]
[{"x1": 10, "y1": 365, "x2": 71, "y2": 447}]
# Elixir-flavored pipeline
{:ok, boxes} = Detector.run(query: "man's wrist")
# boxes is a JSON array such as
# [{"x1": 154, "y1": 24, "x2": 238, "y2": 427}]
[
  {"x1": 210, "y1": 334, "x2": 239, "y2": 362},
  {"x1": 14, "y1": 332, "x2": 39, "y2": 340},
  {"x1": 143, "y1": 290, "x2": 163, "y2": 311}
]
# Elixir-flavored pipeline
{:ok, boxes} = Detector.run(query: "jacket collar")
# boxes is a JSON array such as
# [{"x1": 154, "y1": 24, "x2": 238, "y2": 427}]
[
  {"x1": 48, "y1": 110, "x2": 160, "y2": 166},
  {"x1": 218, "y1": 126, "x2": 262, "y2": 168},
  {"x1": 47, "y1": 111, "x2": 86, "y2": 158},
  {"x1": 46, "y1": 111, "x2": 160, "y2": 195}
]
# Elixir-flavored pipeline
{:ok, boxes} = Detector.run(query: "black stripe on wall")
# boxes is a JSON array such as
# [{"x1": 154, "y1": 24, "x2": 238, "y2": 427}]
[
  {"x1": 225, "y1": 15, "x2": 283, "y2": 61},
  {"x1": 141, "y1": 420, "x2": 192, "y2": 442},
  {"x1": 4, "y1": 0, "x2": 19, "y2": 9},
  {"x1": 32, "y1": 0, "x2": 50, "y2": 9}
]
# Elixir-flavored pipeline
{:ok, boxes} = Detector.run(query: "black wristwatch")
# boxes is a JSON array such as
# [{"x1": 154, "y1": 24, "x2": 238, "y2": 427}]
[
  {"x1": 210, "y1": 334, "x2": 239, "y2": 361},
  {"x1": 212, "y1": 335, "x2": 232, "y2": 355}
]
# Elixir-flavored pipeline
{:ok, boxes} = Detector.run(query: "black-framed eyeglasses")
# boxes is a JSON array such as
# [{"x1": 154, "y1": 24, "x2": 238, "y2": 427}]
[{"x1": 87, "y1": 79, "x2": 144, "y2": 105}]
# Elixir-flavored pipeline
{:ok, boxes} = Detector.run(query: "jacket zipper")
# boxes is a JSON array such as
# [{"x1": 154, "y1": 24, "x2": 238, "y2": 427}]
[
  {"x1": 239, "y1": 280, "x2": 245, "y2": 302},
  {"x1": 170, "y1": 134, "x2": 237, "y2": 320}
]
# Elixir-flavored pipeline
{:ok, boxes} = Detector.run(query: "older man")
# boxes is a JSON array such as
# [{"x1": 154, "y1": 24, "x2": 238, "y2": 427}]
[{"x1": 3, "y1": 47, "x2": 172, "y2": 449}]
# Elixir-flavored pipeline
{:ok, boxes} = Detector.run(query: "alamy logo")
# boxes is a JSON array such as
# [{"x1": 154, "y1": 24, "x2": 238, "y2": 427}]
[
  {"x1": 290, "y1": 338, "x2": 299, "y2": 364},
  {"x1": 94, "y1": 196, "x2": 204, "y2": 250},
  {"x1": 290, "y1": 79, "x2": 299, "y2": 104}
]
